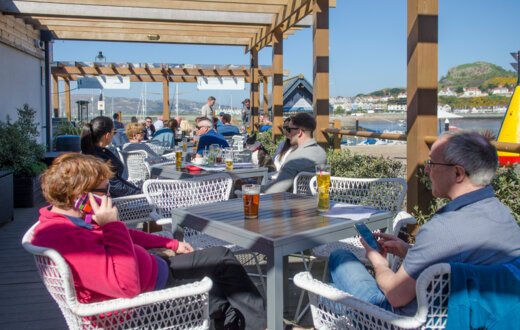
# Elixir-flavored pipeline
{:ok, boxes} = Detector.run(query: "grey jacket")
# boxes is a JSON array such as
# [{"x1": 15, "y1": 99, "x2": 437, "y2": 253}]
[{"x1": 262, "y1": 139, "x2": 327, "y2": 194}]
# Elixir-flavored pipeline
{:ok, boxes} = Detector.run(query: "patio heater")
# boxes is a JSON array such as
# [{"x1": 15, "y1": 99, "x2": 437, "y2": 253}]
[{"x1": 95, "y1": 51, "x2": 106, "y2": 116}]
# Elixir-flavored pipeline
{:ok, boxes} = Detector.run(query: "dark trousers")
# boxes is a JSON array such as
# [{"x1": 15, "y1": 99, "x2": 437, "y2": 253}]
[{"x1": 167, "y1": 246, "x2": 266, "y2": 330}]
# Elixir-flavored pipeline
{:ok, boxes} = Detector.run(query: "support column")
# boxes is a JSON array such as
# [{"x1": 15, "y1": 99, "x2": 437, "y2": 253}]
[
  {"x1": 52, "y1": 75, "x2": 59, "y2": 117},
  {"x1": 64, "y1": 79, "x2": 71, "y2": 121},
  {"x1": 162, "y1": 79, "x2": 170, "y2": 120},
  {"x1": 313, "y1": 0, "x2": 330, "y2": 148},
  {"x1": 250, "y1": 48, "x2": 259, "y2": 132},
  {"x1": 262, "y1": 77, "x2": 269, "y2": 118},
  {"x1": 271, "y1": 28, "x2": 284, "y2": 139},
  {"x1": 406, "y1": 0, "x2": 438, "y2": 214}
]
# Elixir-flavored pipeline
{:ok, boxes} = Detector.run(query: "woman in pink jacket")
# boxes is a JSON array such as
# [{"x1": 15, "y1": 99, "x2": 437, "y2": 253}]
[{"x1": 32, "y1": 153, "x2": 265, "y2": 330}]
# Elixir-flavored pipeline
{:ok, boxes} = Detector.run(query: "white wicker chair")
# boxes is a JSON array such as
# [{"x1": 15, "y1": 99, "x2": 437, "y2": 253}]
[
  {"x1": 294, "y1": 263, "x2": 451, "y2": 329},
  {"x1": 292, "y1": 171, "x2": 315, "y2": 195},
  {"x1": 112, "y1": 193, "x2": 154, "y2": 229},
  {"x1": 147, "y1": 141, "x2": 171, "y2": 155},
  {"x1": 143, "y1": 175, "x2": 266, "y2": 293},
  {"x1": 22, "y1": 223, "x2": 212, "y2": 330},
  {"x1": 120, "y1": 150, "x2": 150, "y2": 188},
  {"x1": 144, "y1": 153, "x2": 178, "y2": 174},
  {"x1": 294, "y1": 177, "x2": 409, "y2": 322}
]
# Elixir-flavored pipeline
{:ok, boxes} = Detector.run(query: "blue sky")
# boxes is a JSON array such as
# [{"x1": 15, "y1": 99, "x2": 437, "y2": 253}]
[{"x1": 53, "y1": 0, "x2": 520, "y2": 104}]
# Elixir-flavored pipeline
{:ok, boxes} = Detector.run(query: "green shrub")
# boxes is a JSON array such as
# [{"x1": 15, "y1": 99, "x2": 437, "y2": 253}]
[
  {"x1": 327, "y1": 148, "x2": 405, "y2": 178},
  {"x1": 0, "y1": 104, "x2": 47, "y2": 177},
  {"x1": 256, "y1": 131, "x2": 283, "y2": 156}
]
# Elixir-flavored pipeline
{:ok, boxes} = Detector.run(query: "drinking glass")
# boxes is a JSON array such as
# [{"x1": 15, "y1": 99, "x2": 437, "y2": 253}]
[
  {"x1": 316, "y1": 164, "x2": 331, "y2": 212},
  {"x1": 224, "y1": 148, "x2": 234, "y2": 170},
  {"x1": 175, "y1": 146, "x2": 183, "y2": 168},
  {"x1": 243, "y1": 184, "x2": 261, "y2": 219}
]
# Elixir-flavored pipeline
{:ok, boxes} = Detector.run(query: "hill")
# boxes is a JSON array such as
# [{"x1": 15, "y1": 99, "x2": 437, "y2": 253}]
[{"x1": 439, "y1": 61, "x2": 515, "y2": 89}]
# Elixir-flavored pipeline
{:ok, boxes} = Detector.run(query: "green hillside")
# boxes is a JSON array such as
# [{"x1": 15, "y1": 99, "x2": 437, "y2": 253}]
[{"x1": 439, "y1": 61, "x2": 515, "y2": 89}]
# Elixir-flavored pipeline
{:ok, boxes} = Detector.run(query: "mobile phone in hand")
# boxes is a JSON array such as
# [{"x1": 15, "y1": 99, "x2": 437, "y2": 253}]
[
  {"x1": 354, "y1": 222, "x2": 380, "y2": 251},
  {"x1": 74, "y1": 193, "x2": 102, "y2": 215}
]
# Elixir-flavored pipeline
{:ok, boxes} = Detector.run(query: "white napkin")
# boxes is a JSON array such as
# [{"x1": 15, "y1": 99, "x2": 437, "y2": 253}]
[{"x1": 323, "y1": 203, "x2": 382, "y2": 221}]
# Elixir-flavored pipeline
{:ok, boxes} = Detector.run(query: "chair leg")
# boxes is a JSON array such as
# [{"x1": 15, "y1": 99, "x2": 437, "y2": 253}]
[{"x1": 252, "y1": 253, "x2": 267, "y2": 296}]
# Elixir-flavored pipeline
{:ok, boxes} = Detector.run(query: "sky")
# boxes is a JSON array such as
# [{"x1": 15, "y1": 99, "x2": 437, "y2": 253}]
[{"x1": 52, "y1": 0, "x2": 520, "y2": 105}]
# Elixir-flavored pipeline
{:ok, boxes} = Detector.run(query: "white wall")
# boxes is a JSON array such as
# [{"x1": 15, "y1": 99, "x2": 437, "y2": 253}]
[{"x1": 0, "y1": 42, "x2": 45, "y2": 143}]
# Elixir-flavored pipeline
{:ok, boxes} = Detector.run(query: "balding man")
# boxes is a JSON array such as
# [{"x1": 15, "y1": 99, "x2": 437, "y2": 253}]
[{"x1": 194, "y1": 118, "x2": 229, "y2": 158}]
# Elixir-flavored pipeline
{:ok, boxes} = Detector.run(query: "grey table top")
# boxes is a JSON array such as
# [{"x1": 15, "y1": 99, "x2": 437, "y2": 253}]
[{"x1": 171, "y1": 192, "x2": 392, "y2": 256}]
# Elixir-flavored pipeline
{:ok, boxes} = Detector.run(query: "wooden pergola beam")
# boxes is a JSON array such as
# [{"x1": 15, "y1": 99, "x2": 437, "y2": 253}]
[
  {"x1": 313, "y1": 0, "x2": 329, "y2": 148},
  {"x1": 271, "y1": 27, "x2": 284, "y2": 139},
  {"x1": 52, "y1": 74, "x2": 59, "y2": 117},
  {"x1": 406, "y1": 0, "x2": 438, "y2": 214}
]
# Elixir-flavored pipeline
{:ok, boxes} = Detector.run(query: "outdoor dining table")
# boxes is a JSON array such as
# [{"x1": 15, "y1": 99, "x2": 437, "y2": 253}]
[
  {"x1": 150, "y1": 163, "x2": 269, "y2": 185},
  {"x1": 171, "y1": 192, "x2": 394, "y2": 330}
]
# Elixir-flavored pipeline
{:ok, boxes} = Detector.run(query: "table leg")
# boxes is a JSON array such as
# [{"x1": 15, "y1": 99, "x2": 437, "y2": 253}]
[{"x1": 267, "y1": 251, "x2": 283, "y2": 330}]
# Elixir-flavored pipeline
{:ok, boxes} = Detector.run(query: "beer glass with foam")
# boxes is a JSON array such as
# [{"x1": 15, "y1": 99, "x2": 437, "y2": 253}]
[
  {"x1": 316, "y1": 164, "x2": 331, "y2": 212},
  {"x1": 242, "y1": 184, "x2": 260, "y2": 219}
]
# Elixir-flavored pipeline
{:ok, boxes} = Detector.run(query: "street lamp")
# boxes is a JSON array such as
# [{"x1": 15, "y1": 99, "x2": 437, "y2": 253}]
[
  {"x1": 95, "y1": 51, "x2": 106, "y2": 115},
  {"x1": 95, "y1": 51, "x2": 106, "y2": 63}
]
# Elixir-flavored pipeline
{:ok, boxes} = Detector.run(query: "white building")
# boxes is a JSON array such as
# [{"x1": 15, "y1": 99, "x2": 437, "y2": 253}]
[
  {"x1": 461, "y1": 87, "x2": 488, "y2": 98},
  {"x1": 438, "y1": 87, "x2": 457, "y2": 97},
  {"x1": 388, "y1": 104, "x2": 407, "y2": 112},
  {"x1": 490, "y1": 87, "x2": 513, "y2": 97}
]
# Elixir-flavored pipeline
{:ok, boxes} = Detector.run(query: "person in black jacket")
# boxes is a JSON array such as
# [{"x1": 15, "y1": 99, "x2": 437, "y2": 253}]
[{"x1": 80, "y1": 116, "x2": 141, "y2": 198}]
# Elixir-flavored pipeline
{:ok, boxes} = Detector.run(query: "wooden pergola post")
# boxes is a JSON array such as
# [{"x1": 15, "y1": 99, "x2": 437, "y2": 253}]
[
  {"x1": 250, "y1": 48, "x2": 259, "y2": 131},
  {"x1": 52, "y1": 75, "x2": 59, "y2": 117},
  {"x1": 262, "y1": 76, "x2": 269, "y2": 118},
  {"x1": 162, "y1": 79, "x2": 170, "y2": 120},
  {"x1": 271, "y1": 27, "x2": 284, "y2": 139},
  {"x1": 406, "y1": 0, "x2": 438, "y2": 214},
  {"x1": 64, "y1": 78, "x2": 71, "y2": 121},
  {"x1": 313, "y1": 0, "x2": 330, "y2": 148}
]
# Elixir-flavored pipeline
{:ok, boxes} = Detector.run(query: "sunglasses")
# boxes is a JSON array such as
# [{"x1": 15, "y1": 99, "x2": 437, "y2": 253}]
[
  {"x1": 91, "y1": 183, "x2": 110, "y2": 195},
  {"x1": 284, "y1": 126, "x2": 301, "y2": 133}
]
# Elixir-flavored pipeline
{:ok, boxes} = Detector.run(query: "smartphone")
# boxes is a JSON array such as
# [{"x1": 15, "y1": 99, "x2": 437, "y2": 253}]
[
  {"x1": 74, "y1": 193, "x2": 102, "y2": 215},
  {"x1": 354, "y1": 222, "x2": 380, "y2": 251}
]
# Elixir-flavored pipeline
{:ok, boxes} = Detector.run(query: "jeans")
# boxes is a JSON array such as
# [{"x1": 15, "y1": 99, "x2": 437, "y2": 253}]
[{"x1": 328, "y1": 249, "x2": 393, "y2": 312}]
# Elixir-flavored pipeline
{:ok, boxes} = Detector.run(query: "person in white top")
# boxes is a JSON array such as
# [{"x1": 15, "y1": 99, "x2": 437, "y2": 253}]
[
  {"x1": 154, "y1": 115, "x2": 164, "y2": 130},
  {"x1": 270, "y1": 117, "x2": 296, "y2": 180}
]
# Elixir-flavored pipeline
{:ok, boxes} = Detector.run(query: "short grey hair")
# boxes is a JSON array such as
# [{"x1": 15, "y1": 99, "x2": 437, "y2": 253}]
[
  {"x1": 442, "y1": 131, "x2": 498, "y2": 186},
  {"x1": 198, "y1": 119, "x2": 213, "y2": 128}
]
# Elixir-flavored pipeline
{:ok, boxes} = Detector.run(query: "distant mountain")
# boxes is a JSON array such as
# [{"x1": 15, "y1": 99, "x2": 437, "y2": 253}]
[
  {"x1": 356, "y1": 88, "x2": 405, "y2": 98},
  {"x1": 439, "y1": 61, "x2": 515, "y2": 89}
]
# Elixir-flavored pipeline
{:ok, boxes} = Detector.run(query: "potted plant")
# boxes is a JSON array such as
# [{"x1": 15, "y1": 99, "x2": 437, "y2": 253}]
[{"x1": 0, "y1": 104, "x2": 47, "y2": 207}]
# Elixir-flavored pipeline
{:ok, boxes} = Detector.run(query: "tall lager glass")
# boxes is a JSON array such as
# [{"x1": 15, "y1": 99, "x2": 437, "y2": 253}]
[
  {"x1": 316, "y1": 164, "x2": 331, "y2": 212},
  {"x1": 175, "y1": 147, "x2": 183, "y2": 168},
  {"x1": 224, "y1": 148, "x2": 234, "y2": 171},
  {"x1": 243, "y1": 184, "x2": 260, "y2": 219}
]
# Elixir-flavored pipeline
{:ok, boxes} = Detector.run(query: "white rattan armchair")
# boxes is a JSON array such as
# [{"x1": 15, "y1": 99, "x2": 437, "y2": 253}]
[
  {"x1": 120, "y1": 150, "x2": 150, "y2": 188},
  {"x1": 143, "y1": 175, "x2": 266, "y2": 293},
  {"x1": 292, "y1": 171, "x2": 315, "y2": 195},
  {"x1": 112, "y1": 193, "x2": 154, "y2": 229},
  {"x1": 22, "y1": 223, "x2": 212, "y2": 330},
  {"x1": 294, "y1": 177, "x2": 409, "y2": 322},
  {"x1": 147, "y1": 141, "x2": 171, "y2": 155},
  {"x1": 294, "y1": 263, "x2": 451, "y2": 329},
  {"x1": 144, "y1": 153, "x2": 178, "y2": 174}
]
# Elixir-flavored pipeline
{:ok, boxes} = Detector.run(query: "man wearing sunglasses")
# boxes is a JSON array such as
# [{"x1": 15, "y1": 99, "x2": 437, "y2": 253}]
[
  {"x1": 262, "y1": 112, "x2": 326, "y2": 193},
  {"x1": 194, "y1": 118, "x2": 229, "y2": 157},
  {"x1": 329, "y1": 131, "x2": 520, "y2": 320}
]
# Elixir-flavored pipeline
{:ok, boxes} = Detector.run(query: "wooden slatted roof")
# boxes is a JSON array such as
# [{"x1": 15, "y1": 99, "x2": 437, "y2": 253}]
[
  {"x1": 52, "y1": 61, "x2": 286, "y2": 83},
  {"x1": 0, "y1": 0, "x2": 335, "y2": 52}
]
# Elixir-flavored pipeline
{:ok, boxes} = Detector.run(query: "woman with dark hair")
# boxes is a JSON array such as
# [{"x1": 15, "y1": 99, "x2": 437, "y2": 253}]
[
  {"x1": 80, "y1": 116, "x2": 141, "y2": 198},
  {"x1": 271, "y1": 116, "x2": 296, "y2": 179}
]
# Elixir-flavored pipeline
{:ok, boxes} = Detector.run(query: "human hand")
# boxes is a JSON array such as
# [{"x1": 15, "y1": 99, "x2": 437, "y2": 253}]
[
  {"x1": 176, "y1": 242, "x2": 194, "y2": 254},
  {"x1": 360, "y1": 237, "x2": 388, "y2": 268},
  {"x1": 374, "y1": 233, "x2": 410, "y2": 258},
  {"x1": 89, "y1": 193, "x2": 118, "y2": 226}
]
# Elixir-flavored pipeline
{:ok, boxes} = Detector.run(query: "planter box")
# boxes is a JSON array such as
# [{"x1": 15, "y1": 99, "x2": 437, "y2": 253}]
[
  {"x1": 0, "y1": 170, "x2": 14, "y2": 224},
  {"x1": 13, "y1": 176, "x2": 43, "y2": 208}
]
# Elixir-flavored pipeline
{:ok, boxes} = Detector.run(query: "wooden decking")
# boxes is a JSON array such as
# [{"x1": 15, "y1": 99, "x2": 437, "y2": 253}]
[
  {"x1": 0, "y1": 204, "x2": 319, "y2": 329},
  {"x1": 0, "y1": 205, "x2": 66, "y2": 330}
]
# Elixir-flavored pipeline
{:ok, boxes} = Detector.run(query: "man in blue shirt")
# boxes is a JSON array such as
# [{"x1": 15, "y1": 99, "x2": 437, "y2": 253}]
[
  {"x1": 328, "y1": 131, "x2": 520, "y2": 316},
  {"x1": 217, "y1": 114, "x2": 240, "y2": 136},
  {"x1": 195, "y1": 118, "x2": 229, "y2": 157}
]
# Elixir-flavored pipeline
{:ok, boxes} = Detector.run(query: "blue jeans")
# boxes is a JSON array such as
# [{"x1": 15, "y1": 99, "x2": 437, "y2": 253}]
[{"x1": 328, "y1": 249, "x2": 393, "y2": 312}]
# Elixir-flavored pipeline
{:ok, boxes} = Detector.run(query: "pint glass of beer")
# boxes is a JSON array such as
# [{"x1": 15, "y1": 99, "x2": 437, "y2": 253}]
[
  {"x1": 243, "y1": 184, "x2": 261, "y2": 219},
  {"x1": 316, "y1": 164, "x2": 331, "y2": 212},
  {"x1": 175, "y1": 147, "x2": 183, "y2": 168},
  {"x1": 224, "y1": 148, "x2": 234, "y2": 171}
]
